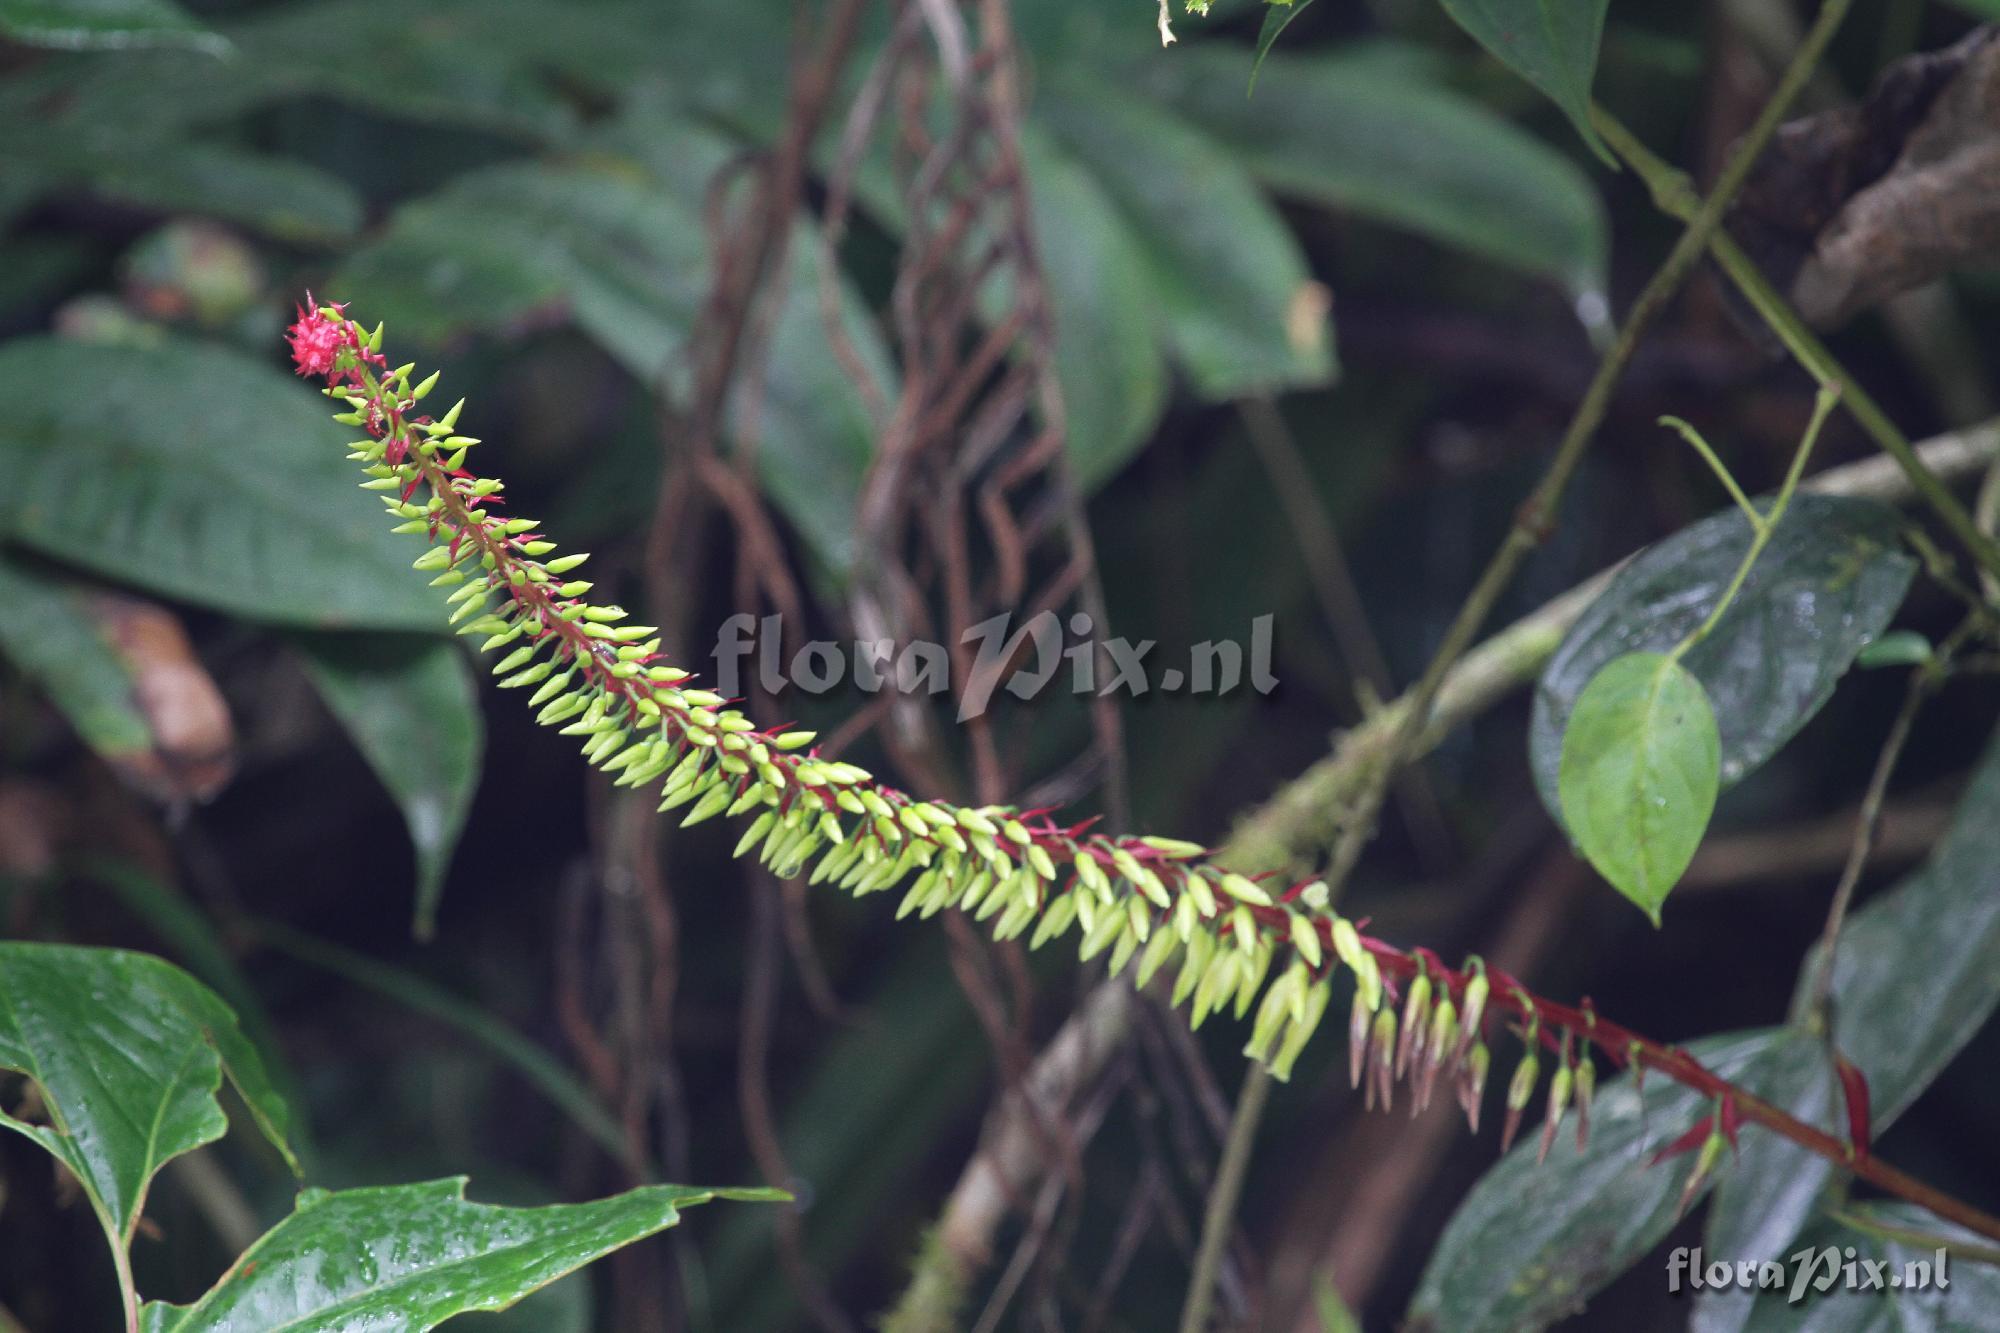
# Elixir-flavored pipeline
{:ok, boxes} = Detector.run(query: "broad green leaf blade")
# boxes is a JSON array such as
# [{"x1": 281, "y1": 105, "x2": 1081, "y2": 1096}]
[
  {"x1": 0, "y1": 338, "x2": 449, "y2": 631},
  {"x1": 0, "y1": 552, "x2": 151, "y2": 760},
  {"x1": 138, "y1": 1177, "x2": 787, "y2": 1333},
  {"x1": 1406, "y1": 1029, "x2": 1797, "y2": 1332},
  {"x1": 1135, "y1": 46, "x2": 1609, "y2": 302},
  {"x1": 1730, "y1": 1205, "x2": 2000, "y2": 1330},
  {"x1": 1017, "y1": 127, "x2": 1169, "y2": 490},
  {"x1": 1438, "y1": 0, "x2": 1611, "y2": 162},
  {"x1": 1532, "y1": 496, "x2": 1917, "y2": 823},
  {"x1": 0, "y1": 0, "x2": 224, "y2": 52},
  {"x1": 1037, "y1": 76, "x2": 1335, "y2": 402},
  {"x1": 332, "y1": 154, "x2": 890, "y2": 576},
  {"x1": 1558, "y1": 651, "x2": 1719, "y2": 921},
  {"x1": 0, "y1": 943, "x2": 298, "y2": 1246},
  {"x1": 293, "y1": 634, "x2": 483, "y2": 939}
]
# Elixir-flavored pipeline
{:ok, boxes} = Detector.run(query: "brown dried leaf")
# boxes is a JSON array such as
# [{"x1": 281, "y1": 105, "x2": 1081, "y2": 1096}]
[
  {"x1": 1732, "y1": 26, "x2": 2000, "y2": 329},
  {"x1": 86, "y1": 593, "x2": 235, "y2": 804}
]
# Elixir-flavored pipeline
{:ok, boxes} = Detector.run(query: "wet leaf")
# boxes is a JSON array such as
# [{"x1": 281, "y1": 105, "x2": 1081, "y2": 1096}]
[
  {"x1": 138, "y1": 1177, "x2": 787, "y2": 1332},
  {"x1": 1558, "y1": 651, "x2": 1719, "y2": 922},
  {"x1": 1532, "y1": 495, "x2": 1916, "y2": 824},
  {"x1": 1728, "y1": 1204, "x2": 2000, "y2": 1330},
  {"x1": 1407, "y1": 1030, "x2": 1798, "y2": 1332},
  {"x1": 0, "y1": 943, "x2": 298, "y2": 1248}
]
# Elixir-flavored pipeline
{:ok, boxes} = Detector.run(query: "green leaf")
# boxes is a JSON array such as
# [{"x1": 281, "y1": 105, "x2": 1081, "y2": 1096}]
[
  {"x1": 333, "y1": 155, "x2": 890, "y2": 576},
  {"x1": 1731, "y1": 1205, "x2": 2000, "y2": 1330},
  {"x1": 1558, "y1": 650, "x2": 1719, "y2": 922},
  {"x1": 1253, "y1": 0, "x2": 1315, "y2": 86},
  {"x1": 293, "y1": 634, "x2": 483, "y2": 939},
  {"x1": 0, "y1": 0, "x2": 224, "y2": 52},
  {"x1": 0, "y1": 552, "x2": 151, "y2": 760},
  {"x1": 1016, "y1": 127, "x2": 1169, "y2": 490},
  {"x1": 1406, "y1": 1029, "x2": 1798, "y2": 1332},
  {"x1": 1532, "y1": 496, "x2": 1917, "y2": 823},
  {"x1": 0, "y1": 943, "x2": 298, "y2": 1249},
  {"x1": 1438, "y1": 0, "x2": 1612, "y2": 162},
  {"x1": 138, "y1": 1177, "x2": 787, "y2": 1332},
  {"x1": 1135, "y1": 46, "x2": 1609, "y2": 302},
  {"x1": 1036, "y1": 75, "x2": 1335, "y2": 402},
  {"x1": 0, "y1": 337, "x2": 451, "y2": 631},
  {"x1": 1855, "y1": 629, "x2": 1932, "y2": 669}
]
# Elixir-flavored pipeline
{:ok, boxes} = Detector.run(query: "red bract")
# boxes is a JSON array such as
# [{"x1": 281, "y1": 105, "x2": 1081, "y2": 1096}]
[{"x1": 286, "y1": 295, "x2": 344, "y2": 379}]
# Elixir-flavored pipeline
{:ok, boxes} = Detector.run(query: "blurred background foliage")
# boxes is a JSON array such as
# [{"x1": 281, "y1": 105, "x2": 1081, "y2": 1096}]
[{"x1": 2, "y1": 0, "x2": 2000, "y2": 1329}]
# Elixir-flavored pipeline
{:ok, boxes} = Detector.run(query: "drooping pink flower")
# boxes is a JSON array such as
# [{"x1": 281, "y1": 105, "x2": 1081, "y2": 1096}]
[{"x1": 286, "y1": 294, "x2": 344, "y2": 379}]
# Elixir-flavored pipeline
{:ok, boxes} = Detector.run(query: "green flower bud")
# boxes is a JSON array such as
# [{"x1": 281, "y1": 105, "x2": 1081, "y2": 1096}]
[{"x1": 1289, "y1": 910, "x2": 1323, "y2": 969}]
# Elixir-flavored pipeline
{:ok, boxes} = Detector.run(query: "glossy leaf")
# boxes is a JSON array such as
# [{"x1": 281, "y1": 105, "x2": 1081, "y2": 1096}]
[
  {"x1": 1036, "y1": 75, "x2": 1335, "y2": 402},
  {"x1": 1407, "y1": 1029, "x2": 1797, "y2": 1332},
  {"x1": 1438, "y1": 0, "x2": 1611, "y2": 161},
  {"x1": 0, "y1": 943, "x2": 298, "y2": 1247},
  {"x1": 1532, "y1": 496, "x2": 1916, "y2": 823},
  {"x1": 0, "y1": 338, "x2": 451, "y2": 631},
  {"x1": 0, "y1": 0, "x2": 223, "y2": 52},
  {"x1": 1729, "y1": 1205, "x2": 2000, "y2": 1330},
  {"x1": 0, "y1": 552, "x2": 151, "y2": 760},
  {"x1": 1558, "y1": 651, "x2": 1719, "y2": 922},
  {"x1": 138, "y1": 1177, "x2": 787, "y2": 1332},
  {"x1": 1136, "y1": 46, "x2": 1608, "y2": 301},
  {"x1": 333, "y1": 156, "x2": 889, "y2": 575},
  {"x1": 294, "y1": 633, "x2": 483, "y2": 939}
]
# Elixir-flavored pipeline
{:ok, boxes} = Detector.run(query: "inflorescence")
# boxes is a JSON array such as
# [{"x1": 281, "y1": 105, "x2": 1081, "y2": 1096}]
[{"x1": 287, "y1": 297, "x2": 1775, "y2": 1185}]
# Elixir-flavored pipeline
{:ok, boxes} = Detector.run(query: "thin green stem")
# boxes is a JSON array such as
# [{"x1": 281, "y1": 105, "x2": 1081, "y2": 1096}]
[
  {"x1": 1593, "y1": 106, "x2": 2000, "y2": 587},
  {"x1": 1659, "y1": 415, "x2": 1765, "y2": 530},
  {"x1": 1669, "y1": 383, "x2": 1839, "y2": 661},
  {"x1": 1178, "y1": 1061, "x2": 1274, "y2": 1333},
  {"x1": 1314, "y1": 0, "x2": 1851, "y2": 898}
]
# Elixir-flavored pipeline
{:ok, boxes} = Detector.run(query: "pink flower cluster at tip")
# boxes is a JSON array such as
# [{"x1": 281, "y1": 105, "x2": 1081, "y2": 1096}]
[{"x1": 286, "y1": 293, "x2": 345, "y2": 379}]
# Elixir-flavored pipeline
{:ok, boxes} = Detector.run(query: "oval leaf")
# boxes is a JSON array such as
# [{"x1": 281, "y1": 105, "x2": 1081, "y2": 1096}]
[
  {"x1": 1532, "y1": 496, "x2": 1917, "y2": 823},
  {"x1": 1438, "y1": 0, "x2": 1611, "y2": 162},
  {"x1": 293, "y1": 633, "x2": 483, "y2": 939},
  {"x1": 0, "y1": 338, "x2": 451, "y2": 631},
  {"x1": 0, "y1": 943, "x2": 298, "y2": 1246},
  {"x1": 138, "y1": 1177, "x2": 787, "y2": 1333},
  {"x1": 1559, "y1": 650, "x2": 1719, "y2": 921}
]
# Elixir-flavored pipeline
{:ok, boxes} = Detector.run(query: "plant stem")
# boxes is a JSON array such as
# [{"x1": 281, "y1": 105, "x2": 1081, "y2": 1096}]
[
  {"x1": 1660, "y1": 415, "x2": 1765, "y2": 528},
  {"x1": 1591, "y1": 107, "x2": 2000, "y2": 586},
  {"x1": 1670, "y1": 383, "x2": 1838, "y2": 659},
  {"x1": 1802, "y1": 614, "x2": 1978, "y2": 1021},
  {"x1": 1178, "y1": 1061, "x2": 1274, "y2": 1333},
  {"x1": 1313, "y1": 0, "x2": 1852, "y2": 901}
]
